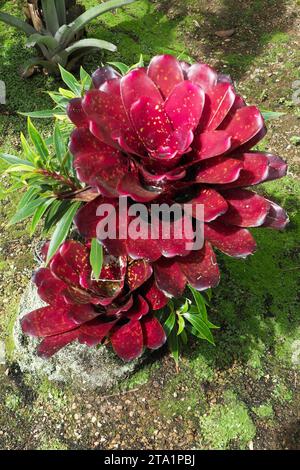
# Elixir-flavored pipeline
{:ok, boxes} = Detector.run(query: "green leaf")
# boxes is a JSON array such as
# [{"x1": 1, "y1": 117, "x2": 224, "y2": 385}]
[
  {"x1": 27, "y1": 118, "x2": 49, "y2": 162},
  {"x1": 5, "y1": 164, "x2": 37, "y2": 173},
  {"x1": 26, "y1": 33, "x2": 58, "y2": 50},
  {"x1": 58, "y1": 65, "x2": 81, "y2": 96},
  {"x1": 67, "y1": 0, "x2": 136, "y2": 41},
  {"x1": 183, "y1": 313, "x2": 215, "y2": 345},
  {"x1": 0, "y1": 12, "x2": 36, "y2": 36},
  {"x1": 164, "y1": 305, "x2": 176, "y2": 337},
  {"x1": 30, "y1": 198, "x2": 55, "y2": 235},
  {"x1": 54, "y1": 122, "x2": 66, "y2": 163},
  {"x1": 41, "y1": 0, "x2": 60, "y2": 35},
  {"x1": 46, "y1": 201, "x2": 81, "y2": 264},
  {"x1": 107, "y1": 61, "x2": 129, "y2": 75},
  {"x1": 90, "y1": 238, "x2": 104, "y2": 281},
  {"x1": 8, "y1": 197, "x2": 45, "y2": 225},
  {"x1": 177, "y1": 315, "x2": 185, "y2": 336},
  {"x1": 180, "y1": 329, "x2": 188, "y2": 345},
  {"x1": 262, "y1": 111, "x2": 285, "y2": 121},
  {"x1": 20, "y1": 133, "x2": 37, "y2": 164},
  {"x1": 80, "y1": 67, "x2": 92, "y2": 91},
  {"x1": 17, "y1": 187, "x2": 38, "y2": 211},
  {"x1": 65, "y1": 38, "x2": 117, "y2": 55},
  {"x1": 188, "y1": 285, "x2": 208, "y2": 321},
  {"x1": 55, "y1": 0, "x2": 66, "y2": 26},
  {"x1": 168, "y1": 329, "x2": 179, "y2": 365},
  {"x1": 20, "y1": 109, "x2": 65, "y2": 119},
  {"x1": 0, "y1": 153, "x2": 34, "y2": 167}
]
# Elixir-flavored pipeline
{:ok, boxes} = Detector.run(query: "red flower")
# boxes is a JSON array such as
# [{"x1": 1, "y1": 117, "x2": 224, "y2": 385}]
[
  {"x1": 67, "y1": 55, "x2": 288, "y2": 298},
  {"x1": 21, "y1": 241, "x2": 167, "y2": 361}
]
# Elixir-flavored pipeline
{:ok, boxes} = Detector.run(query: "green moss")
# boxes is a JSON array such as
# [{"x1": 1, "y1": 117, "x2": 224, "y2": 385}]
[
  {"x1": 121, "y1": 367, "x2": 151, "y2": 390},
  {"x1": 252, "y1": 403, "x2": 274, "y2": 419},
  {"x1": 5, "y1": 392, "x2": 21, "y2": 411},
  {"x1": 272, "y1": 382, "x2": 293, "y2": 404},
  {"x1": 159, "y1": 368, "x2": 206, "y2": 419},
  {"x1": 38, "y1": 438, "x2": 68, "y2": 451},
  {"x1": 199, "y1": 391, "x2": 256, "y2": 450}
]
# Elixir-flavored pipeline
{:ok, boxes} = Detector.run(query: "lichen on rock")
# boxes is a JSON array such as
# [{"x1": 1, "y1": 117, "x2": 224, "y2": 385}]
[{"x1": 13, "y1": 282, "x2": 144, "y2": 390}]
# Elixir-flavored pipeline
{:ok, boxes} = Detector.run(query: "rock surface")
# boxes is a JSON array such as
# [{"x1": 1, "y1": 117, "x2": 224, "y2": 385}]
[{"x1": 13, "y1": 282, "x2": 143, "y2": 390}]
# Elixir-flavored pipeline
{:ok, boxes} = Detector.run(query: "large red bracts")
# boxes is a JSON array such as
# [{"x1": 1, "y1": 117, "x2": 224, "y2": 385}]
[
  {"x1": 21, "y1": 241, "x2": 167, "y2": 361},
  {"x1": 67, "y1": 55, "x2": 288, "y2": 299}
]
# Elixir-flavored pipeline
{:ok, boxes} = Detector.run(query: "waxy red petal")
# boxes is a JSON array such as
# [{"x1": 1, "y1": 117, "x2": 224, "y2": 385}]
[
  {"x1": 148, "y1": 55, "x2": 184, "y2": 98},
  {"x1": 33, "y1": 268, "x2": 67, "y2": 307},
  {"x1": 59, "y1": 241, "x2": 89, "y2": 275},
  {"x1": 143, "y1": 277, "x2": 168, "y2": 310},
  {"x1": 117, "y1": 172, "x2": 162, "y2": 202},
  {"x1": 196, "y1": 156, "x2": 243, "y2": 184},
  {"x1": 223, "y1": 106, "x2": 264, "y2": 151},
  {"x1": 74, "y1": 196, "x2": 102, "y2": 239},
  {"x1": 37, "y1": 329, "x2": 80, "y2": 358},
  {"x1": 205, "y1": 221, "x2": 257, "y2": 258},
  {"x1": 202, "y1": 83, "x2": 236, "y2": 130},
  {"x1": 193, "y1": 130, "x2": 231, "y2": 161},
  {"x1": 220, "y1": 189, "x2": 270, "y2": 227},
  {"x1": 68, "y1": 304, "x2": 100, "y2": 324},
  {"x1": 189, "y1": 188, "x2": 228, "y2": 222},
  {"x1": 142, "y1": 316, "x2": 166, "y2": 350},
  {"x1": 262, "y1": 201, "x2": 289, "y2": 230},
  {"x1": 110, "y1": 320, "x2": 144, "y2": 361},
  {"x1": 126, "y1": 295, "x2": 149, "y2": 321},
  {"x1": 187, "y1": 63, "x2": 218, "y2": 91},
  {"x1": 165, "y1": 81, "x2": 205, "y2": 132},
  {"x1": 79, "y1": 319, "x2": 117, "y2": 346},
  {"x1": 154, "y1": 258, "x2": 186, "y2": 297},
  {"x1": 127, "y1": 259, "x2": 153, "y2": 291},
  {"x1": 130, "y1": 97, "x2": 173, "y2": 153},
  {"x1": 121, "y1": 68, "x2": 162, "y2": 118},
  {"x1": 92, "y1": 66, "x2": 120, "y2": 88},
  {"x1": 178, "y1": 242, "x2": 220, "y2": 291},
  {"x1": 21, "y1": 305, "x2": 78, "y2": 337},
  {"x1": 67, "y1": 98, "x2": 89, "y2": 128}
]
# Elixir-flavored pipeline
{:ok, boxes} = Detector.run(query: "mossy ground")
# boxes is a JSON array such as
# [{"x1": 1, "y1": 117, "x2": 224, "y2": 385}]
[{"x1": 0, "y1": 0, "x2": 299, "y2": 450}]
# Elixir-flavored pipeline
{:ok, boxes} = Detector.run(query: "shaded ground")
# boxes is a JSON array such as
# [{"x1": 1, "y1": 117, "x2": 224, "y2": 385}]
[{"x1": 0, "y1": 0, "x2": 299, "y2": 450}]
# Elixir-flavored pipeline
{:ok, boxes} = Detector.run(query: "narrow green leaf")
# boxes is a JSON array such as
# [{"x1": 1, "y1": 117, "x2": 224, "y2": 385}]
[
  {"x1": 67, "y1": 0, "x2": 136, "y2": 40},
  {"x1": 27, "y1": 118, "x2": 49, "y2": 162},
  {"x1": 0, "y1": 12, "x2": 36, "y2": 35},
  {"x1": 54, "y1": 122, "x2": 66, "y2": 163},
  {"x1": 183, "y1": 313, "x2": 215, "y2": 345},
  {"x1": 17, "y1": 187, "x2": 38, "y2": 211},
  {"x1": 188, "y1": 285, "x2": 208, "y2": 321},
  {"x1": 5, "y1": 164, "x2": 37, "y2": 173},
  {"x1": 46, "y1": 201, "x2": 81, "y2": 264},
  {"x1": 107, "y1": 61, "x2": 129, "y2": 75},
  {"x1": 58, "y1": 87, "x2": 76, "y2": 99},
  {"x1": 20, "y1": 109, "x2": 65, "y2": 119},
  {"x1": 0, "y1": 153, "x2": 34, "y2": 167},
  {"x1": 180, "y1": 329, "x2": 188, "y2": 345},
  {"x1": 262, "y1": 111, "x2": 285, "y2": 121},
  {"x1": 164, "y1": 306, "x2": 176, "y2": 337},
  {"x1": 80, "y1": 67, "x2": 92, "y2": 91},
  {"x1": 30, "y1": 198, "x2": 55, "y2": 235},
  {"x1": 90, "y1": 238, "x2": 104, "y2": 280},
  {"x1": 58, "y1": 65, "x2": 81, "y2": 96},
  {"x1": 8, "y1": 198, "x2": 45, "y2": 225},
  {"x1": 177, "y1": 315, "x2": 185, "y2": 336}
]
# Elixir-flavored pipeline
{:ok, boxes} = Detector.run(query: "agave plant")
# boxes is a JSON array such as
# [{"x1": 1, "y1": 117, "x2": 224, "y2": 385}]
[{"x1": 0, "y1": 0, "x2": 136, "y2": 75}]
